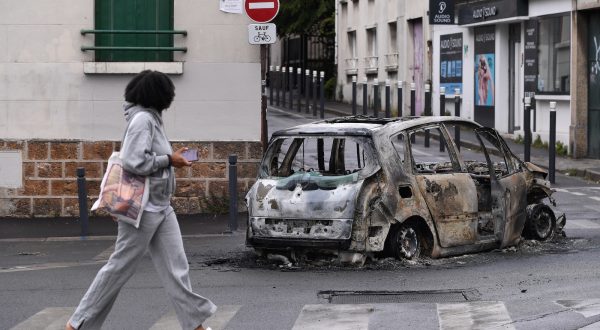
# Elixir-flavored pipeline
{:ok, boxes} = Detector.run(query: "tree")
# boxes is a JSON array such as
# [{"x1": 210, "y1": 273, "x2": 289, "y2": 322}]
[{"x1": 273, "y1": 0, "x2": 335, "y2": 39}]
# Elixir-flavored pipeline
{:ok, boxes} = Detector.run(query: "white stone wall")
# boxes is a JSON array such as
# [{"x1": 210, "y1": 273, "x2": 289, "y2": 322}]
[{"x1": 0, "y1": 0, "x2": 261, "y2": 142}]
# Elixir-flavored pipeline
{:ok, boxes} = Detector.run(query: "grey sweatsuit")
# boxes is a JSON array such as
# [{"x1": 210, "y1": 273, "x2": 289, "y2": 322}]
[{"x1": 69, "y1": 104, "x2": 216, "y2": 329}]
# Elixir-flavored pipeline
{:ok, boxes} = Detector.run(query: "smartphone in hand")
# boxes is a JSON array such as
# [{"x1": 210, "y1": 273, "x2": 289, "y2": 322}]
[{"x1": 181, "y1": 148, "x2": 199, "y2": 162}]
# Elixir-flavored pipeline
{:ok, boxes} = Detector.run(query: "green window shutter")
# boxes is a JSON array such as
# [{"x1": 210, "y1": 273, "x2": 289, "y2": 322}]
[{"x1": 95, "y1": 0, "x2": 174, "y2": 62}]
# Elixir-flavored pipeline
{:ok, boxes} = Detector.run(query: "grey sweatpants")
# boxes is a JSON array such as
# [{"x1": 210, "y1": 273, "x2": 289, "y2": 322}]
[{"x1": 69, "y1": 207, "x2": 216, "y2": 330}]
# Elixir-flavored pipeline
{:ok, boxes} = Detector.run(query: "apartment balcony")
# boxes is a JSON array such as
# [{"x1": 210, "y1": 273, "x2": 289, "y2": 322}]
[
  {"x1": 385, "y1": 53, "x2": 399, "y2": 72},
  {"x1": 345, "y1": 58, "x2": 359, "y2": 76},
  {"x1": 364, "y1": 56, "x2": 378, "y2": 75}
]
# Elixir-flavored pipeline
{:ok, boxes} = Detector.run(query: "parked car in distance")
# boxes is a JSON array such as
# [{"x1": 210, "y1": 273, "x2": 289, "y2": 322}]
[{"x1": 245, "y1": 116, "x2": 565, "y2": 260}]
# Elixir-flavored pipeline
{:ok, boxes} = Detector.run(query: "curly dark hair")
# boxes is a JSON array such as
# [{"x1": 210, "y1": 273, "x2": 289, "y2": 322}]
[{"x1": 124, "y1": 70, "x2": 175, "y2": 111}]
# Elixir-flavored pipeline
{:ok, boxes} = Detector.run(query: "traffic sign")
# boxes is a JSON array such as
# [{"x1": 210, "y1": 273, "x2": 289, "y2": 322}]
[
  {"x1": 244, "y1": 0, "x2": 280, "y2": 23},
  {"x1": 248, "y1": 24, "x2": 276, "y2": 44}
]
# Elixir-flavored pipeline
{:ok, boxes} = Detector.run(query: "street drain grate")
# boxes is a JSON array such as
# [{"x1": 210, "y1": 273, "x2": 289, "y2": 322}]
[{"x1": 318, "y1": 289, "x2": 480, "y2": 304}]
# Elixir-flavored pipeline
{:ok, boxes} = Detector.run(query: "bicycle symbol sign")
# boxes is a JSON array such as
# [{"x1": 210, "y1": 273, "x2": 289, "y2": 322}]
[{"x1": 248, "y1": 23, "x2": 276, "y2": 45}]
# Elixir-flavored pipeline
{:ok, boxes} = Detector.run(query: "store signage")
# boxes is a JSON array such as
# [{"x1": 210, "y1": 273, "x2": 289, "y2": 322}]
[
  {"x1": 429, "y1": 0, "x2": 455, "y2": 25},
  {"x1": 474, "y1": 26, "x2": 496, "y2": 128},
  {"x1": 439, "y1": 33, "x2": 463, "y2": 94},
  {"x1": 458, "y1": 0, "x2": 528, "y2": 25},
  {"x1": 524, "y1": 20, "x2": 538, "y2": 93}
]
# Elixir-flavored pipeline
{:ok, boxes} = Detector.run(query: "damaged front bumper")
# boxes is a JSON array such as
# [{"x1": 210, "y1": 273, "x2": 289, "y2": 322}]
[{"x1": 247, "y1": 217, "x2": 353, "y2": 249}]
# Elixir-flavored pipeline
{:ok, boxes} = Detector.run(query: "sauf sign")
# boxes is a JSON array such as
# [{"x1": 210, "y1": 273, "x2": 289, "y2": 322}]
[
  {"x1": 429, "y1": 0, "x2": 455, "y2": 25},
  {"x1": 245, "y1": 0, "x2": 279, "y2": 44}
]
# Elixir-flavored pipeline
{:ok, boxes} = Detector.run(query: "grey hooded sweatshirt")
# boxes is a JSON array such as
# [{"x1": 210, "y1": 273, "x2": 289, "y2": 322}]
[{"x1": 121, "y1": 103, "x2": 175, "y2": 209}]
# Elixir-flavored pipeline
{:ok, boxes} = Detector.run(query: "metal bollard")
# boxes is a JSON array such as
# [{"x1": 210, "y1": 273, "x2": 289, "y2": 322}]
[
  {"x1": 549, "y1": 102, "x2": 557, "y2": 184},
  {"x1": 532, "y1": 95, "x2": 537, "y2": 132},
  {"x1": 440, "y1": 87, "x2": 446, "y2": 152},
  {"x1": 281, "y1": 66, "x2": 287, "y2": 108},
  {"x1": 397, "y1": 81, "x2": 403, "y2": 117},
  {"x1": 269, "y1": 66, "x2": 273, "y2": 106},
  {"x1": 312, "y1": 71, "x2": 318, "y2": 116},
  {"x1": 424, "y1": 84, "x2": 431, "y2": 148},
  {"x1": 297, "y1": 68, "x2": 302, "y2": 112},
  {"x1": 289, "y1": 66, "x2": 293, "y2": 110},
  {"x1": 320, "y1": 71, "x2": 325, "y2": 119},
  {"x1": 305, "y1": 69, "x2": 311, "y2": 114},
  {"x1": 385, "y1": 79, "x2": 391, "y2": 118},
  {"x1": 275, "y1": 66, "x2": 280, "y2": 106},
  {"x1": 352, "y1": 76, "x2": 357, "y2": 116},
  {"x1": 410, "y1": 83, "x2": 416, "y2": 143},
  {"x1": 454, "y1": 88, "x2": 461, "y2": 151},
  {"x1": 77, "y1": 168, "x2": 89, "y2": 237},
  {"x1": 228, "y1": 155, "x2": 238, "y2": 232},
  {"x1": 373, "y1": 78, "x2": 380, "y2": 118},
  {"x1": 362, "y1": 77, "x2": 368, "y2": 116},
  {"x1": 524, "y1": 97, "x2": 531, "y2": 162}
]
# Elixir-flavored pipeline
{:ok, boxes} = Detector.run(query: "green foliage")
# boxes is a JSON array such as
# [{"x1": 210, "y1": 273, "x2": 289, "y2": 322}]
[
  {"x1": 200, "y1": 194, "x2": 229, "y2": 215},
  {"x1": 532, "y1": 135, "x2": 544, "y2": 148},
  {"x1": 323, "y1": 77, "x2": 336, "y2": 100},
  {"x1": 273, "y1": 0, "x2": 335, "y2": 39},
  {"x1": 514, "y1": 134, "x2": 523, "y2": 144},
  {"x1": 556, "y1": 141, "x2": 568, "y2": 156}
]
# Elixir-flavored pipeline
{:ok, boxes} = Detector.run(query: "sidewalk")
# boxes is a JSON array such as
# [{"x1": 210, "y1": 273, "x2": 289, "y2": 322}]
[
  {"x1": 0, "y1": 213, "x2": 247, "y2": 240},
  {"x1": 270, "y1": 97, "x2": 600, "y2": 183}
]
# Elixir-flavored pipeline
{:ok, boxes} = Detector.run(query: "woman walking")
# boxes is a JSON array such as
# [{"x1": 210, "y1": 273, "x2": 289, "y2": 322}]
[{"x1": 67, "y1": 70, "x2": 216, "y2": 330}]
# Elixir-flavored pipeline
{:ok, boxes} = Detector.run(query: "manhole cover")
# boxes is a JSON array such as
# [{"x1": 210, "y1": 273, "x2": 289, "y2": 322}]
[{"x1": 318, "y1": 289, "x2": 480, "y2": 304}]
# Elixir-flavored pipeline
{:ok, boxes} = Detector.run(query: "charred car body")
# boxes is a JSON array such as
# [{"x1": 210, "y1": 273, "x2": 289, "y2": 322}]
[{"x1": 245, "y1": 116, "x2": 565, "y2": 260}]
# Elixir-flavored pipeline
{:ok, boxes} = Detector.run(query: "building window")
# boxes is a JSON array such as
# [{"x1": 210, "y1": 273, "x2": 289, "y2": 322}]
[
  {"x1": 94, "y1": 0, "x2": 174, "y2": 62},
  {"x1": 537, "y1": 14, "x2": 570, "y2": 94}
]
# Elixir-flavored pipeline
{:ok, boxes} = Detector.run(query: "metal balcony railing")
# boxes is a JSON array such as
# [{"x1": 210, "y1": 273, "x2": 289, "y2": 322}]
[
  {"x1": 385, "y1": 53, "x2": 399, "y2": 72},
  {"x1": 364, "y1": 56, "x2": 378, "y2": 74},
  {"x1": 80, "y1": 30, "x2": 188, "y2": 52},
  {"x1": 345, "y1": 58, "x2": 359, "y2": 75}
]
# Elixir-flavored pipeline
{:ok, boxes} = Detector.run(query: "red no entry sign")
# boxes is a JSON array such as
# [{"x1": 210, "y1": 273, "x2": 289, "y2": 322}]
[{"x1": 245, "y1": 0, "x2": 280, "y2": 23}]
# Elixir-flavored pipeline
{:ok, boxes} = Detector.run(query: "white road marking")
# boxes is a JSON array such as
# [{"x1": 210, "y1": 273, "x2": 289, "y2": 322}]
[
  {"x1": 437, "y1": 301, "x2": 515, "y2": 330},
  {"x1": 10, "y1": 307, "x2": 73, "y2": 330},
  {"x1": 580, "y1": 321, "x2": 600, "y2": 329},
  {"x1": 564, "y1": 220, "x2": 600, "y2": 230},
  {"x1": 249, "y1": 2, "x2": 275, "y2": 9},
  {"x1": 555, "y1": 300, "x2": 600, "y2": 318},
  {"x1": 570, "y1": 192, "x2": 587, "y2": 196},
  {"x1": 150, "y1": 305, "x2": 241, "y2": 330},
  {"x1": 291, "y1": 304, "x2": 373, "y2": 330},
  {"x1": 93, "y1": 244, "x2": 115, "y2": 261},
  {"x1": 0, "y1": 261, "x2": 104, "y2": 273},
  {"x1": 554, "y1": 188, "x2": 569, "y2": 193},
  {"x1": 589, "y1": 197, "x2": 600, "y2": 202}
]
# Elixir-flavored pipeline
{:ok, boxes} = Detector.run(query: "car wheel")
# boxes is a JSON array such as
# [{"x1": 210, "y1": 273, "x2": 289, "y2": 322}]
[
  {"x1": 524, "y1": 204, "x2": 556, "y2": 241},
  {"x1": 390, "y1": 224, "x2": 422, "y2": 260}
]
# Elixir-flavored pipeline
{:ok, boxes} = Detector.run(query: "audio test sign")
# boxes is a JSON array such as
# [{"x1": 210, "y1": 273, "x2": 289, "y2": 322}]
[{"x1": 429, "y1": 0, "x2": 455, "y2": 25}]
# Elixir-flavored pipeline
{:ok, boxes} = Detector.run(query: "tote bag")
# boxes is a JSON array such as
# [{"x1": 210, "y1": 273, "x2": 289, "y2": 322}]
[{"x1": 91, "y1": 152, "x2": 150, "y2": 228}]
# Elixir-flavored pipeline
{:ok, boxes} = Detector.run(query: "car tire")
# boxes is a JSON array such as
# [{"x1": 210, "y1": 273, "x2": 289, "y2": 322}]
[
  {"x1": 390, "y1": 224, "x2": 422, "y2": 260},
  {"x1": 523, "y1": 204, "x2": 556, "y2": 241}
]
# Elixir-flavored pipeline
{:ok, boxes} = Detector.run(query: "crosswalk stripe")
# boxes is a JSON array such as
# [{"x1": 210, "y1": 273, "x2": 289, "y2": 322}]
[
  {"x1": 580, "y1": 321, "x2": 600, "y2": 329},
  {"x1": 590, "y1": 197, "x2": 600, "y2": 202},
  {"x1": 149, "y1": 305, "x2": 241, "y2": 330},
  {"x1": 93, "y1": 244, "x2": 115, "y2": 261},
  {"x1": 564, "y1": 220, "x2": 600, "y2": 230},
  {"x1": 291, "y1": 304, "x2": 373, "y2": 330},
  {"x1": 10, "y1": 307, "x2": 73, "y2": 330},
  {"x1": 554, "y1": 188, "x2": 569, "y2": 193},
  {"x1": 555, "y1": 300, "x2": 600, "y2": 318},
  {"x1": 437, "y1": 301, "x2": 515, "y2": 330},
  {"x1": 570, "y1": 192, "x2": 587, "y2": 196}
]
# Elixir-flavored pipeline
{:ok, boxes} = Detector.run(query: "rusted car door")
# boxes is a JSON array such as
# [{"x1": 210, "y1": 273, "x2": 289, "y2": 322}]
[
  {"x1": 409, "y1": 126, "x2": 479, "y2": 248},
  {"x1": 474, "y1": 128, "x2": 527, "y2": 247}
]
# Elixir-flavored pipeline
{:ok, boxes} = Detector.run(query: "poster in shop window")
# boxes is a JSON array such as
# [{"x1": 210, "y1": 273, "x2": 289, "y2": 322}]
[
  {"x1": 474, "y1": 25, "x2": 496, "y2": 128},
  {"x1": 524, "y1": 20, "x2": 538, "y2": 93},
  {"x1": 440, "y1": 33, "x2": 463, "y2": 96}
]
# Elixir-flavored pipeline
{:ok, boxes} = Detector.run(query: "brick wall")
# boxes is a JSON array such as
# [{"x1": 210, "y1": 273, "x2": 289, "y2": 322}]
[{"x1": 0, "y1": 140, "x2": 261, "y2": 217}]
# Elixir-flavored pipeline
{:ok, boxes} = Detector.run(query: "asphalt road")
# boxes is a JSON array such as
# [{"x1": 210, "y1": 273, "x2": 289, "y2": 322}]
[{"x1": 2, "y1": 108, "x2": 600, "y2": 330}]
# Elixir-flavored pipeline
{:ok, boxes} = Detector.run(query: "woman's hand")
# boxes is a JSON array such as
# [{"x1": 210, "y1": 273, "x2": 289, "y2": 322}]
[{"x1": 171, "y1": 147, "x2": 192, "y2": 168}]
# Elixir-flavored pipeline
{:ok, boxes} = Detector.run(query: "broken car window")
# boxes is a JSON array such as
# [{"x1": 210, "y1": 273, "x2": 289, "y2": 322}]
[
  {"x1": 260, "y1": 136, "x2": 378, "y2": 180},
  {"x1": 408, "y1": 126, "x2": 459, "y2": 174}
]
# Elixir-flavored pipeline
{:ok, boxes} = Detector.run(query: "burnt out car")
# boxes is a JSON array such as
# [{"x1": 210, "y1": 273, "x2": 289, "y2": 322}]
[{"x1": 245, "y1": 116, "x2": 565, "y2": 260}]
